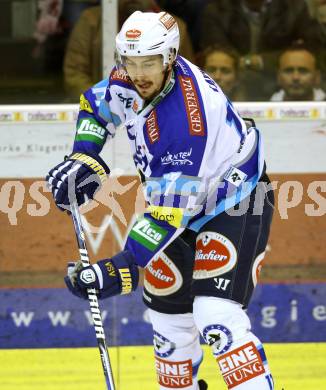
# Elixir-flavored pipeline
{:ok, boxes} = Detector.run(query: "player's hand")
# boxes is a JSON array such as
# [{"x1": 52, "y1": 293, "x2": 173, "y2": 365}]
[
  {"x1": 46, "y1": 152, "x2": 110, "y2": 211},
  {"x1": 64, "y1": 251, "x2": 139, "y2": 300}
]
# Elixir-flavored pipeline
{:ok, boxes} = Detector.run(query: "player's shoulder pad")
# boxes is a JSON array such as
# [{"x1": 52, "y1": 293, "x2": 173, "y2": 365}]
[{"x1": 109, "y1": 66, "x2": 135, "y2": 90}]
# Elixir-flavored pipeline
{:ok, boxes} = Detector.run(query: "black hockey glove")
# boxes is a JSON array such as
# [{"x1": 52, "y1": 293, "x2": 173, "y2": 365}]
[
  {"x1": 64, "y1": 250, "x2": 139, "y2": 300},
  {"x1": 46, "y1": 152, "x2": 110, "y2": 211}
]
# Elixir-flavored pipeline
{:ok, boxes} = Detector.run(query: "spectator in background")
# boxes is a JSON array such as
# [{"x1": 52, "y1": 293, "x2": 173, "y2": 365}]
[
  {"x1": 64, "y1": 0, "x2": 195, "y2": 100},
  {"x1": 306, "y1": 0, "x2": 326, "y2": 84},
  {"x1": 34, "y1": 0, "x2": 100, "y2": 41},
  {"x1": 270, "y1": 42, "x2": 326, "y2": 101},
  {"x1": 197, "y1": 0, "x2": 319, "y2": 100},
  {"x1": 33, "y1": 0, "x2": 99, "y2": 72},
  {"x1": 156, "y1": 0, "x2": 209, "y2": 51},
  {"x1": 201, "y1": 45, "x2": 248, "y2": 101},
  {"x1": 306, "y1": 0, "x2": 326, "y2": 22}
]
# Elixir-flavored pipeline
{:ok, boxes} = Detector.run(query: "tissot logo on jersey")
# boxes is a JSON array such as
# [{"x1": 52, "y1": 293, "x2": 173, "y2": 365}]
[
  {"x1": 146, "y1": 110, "x2": 160, "y2": 144},
  {"x1": 155, "y1": 357, "x2": 193, "y2": 388},
  {"x1": 193, "y1": 232, "x2": 237, "y2": 279},
  {"x1": 217, "y1": 342, "x2": 265, "y2": 388},
  {"x1": 179, "y1": 76, "x2": 205, "y2": 136}
]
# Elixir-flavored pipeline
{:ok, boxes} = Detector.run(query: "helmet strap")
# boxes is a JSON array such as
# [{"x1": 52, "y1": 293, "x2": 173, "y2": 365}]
[
  {"x1": 159, "y1": 65, "x2": 173, "y2": 97},
  {"x1": 137, "y1": 68, "x2": 175, "y2": 116}
]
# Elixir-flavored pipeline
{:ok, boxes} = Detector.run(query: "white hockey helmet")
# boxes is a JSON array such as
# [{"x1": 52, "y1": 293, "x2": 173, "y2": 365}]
[{"x1": 116, "y1": 11, "x2": 180, "y2": 67}]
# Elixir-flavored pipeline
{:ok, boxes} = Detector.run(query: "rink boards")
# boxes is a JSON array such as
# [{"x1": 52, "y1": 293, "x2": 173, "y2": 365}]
[{"x1": 0, "y1": 284, "x2": 325, "y2": 348}]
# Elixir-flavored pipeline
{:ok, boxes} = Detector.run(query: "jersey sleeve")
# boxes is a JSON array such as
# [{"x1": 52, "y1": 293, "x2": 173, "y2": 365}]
[{"x1": 72, "y1": 68, "x2": 131, "y2": 155}]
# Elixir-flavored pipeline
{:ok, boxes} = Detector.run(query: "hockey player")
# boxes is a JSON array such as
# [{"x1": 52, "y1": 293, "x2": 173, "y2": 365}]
[{"x1": 46, "y1": 11, "x2": 275, "y2": 390}]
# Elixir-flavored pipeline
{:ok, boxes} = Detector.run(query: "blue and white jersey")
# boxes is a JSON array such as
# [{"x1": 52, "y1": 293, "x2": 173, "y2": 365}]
[{"x1": 73, "y1": 56, "x2": 264, "y2": 267}]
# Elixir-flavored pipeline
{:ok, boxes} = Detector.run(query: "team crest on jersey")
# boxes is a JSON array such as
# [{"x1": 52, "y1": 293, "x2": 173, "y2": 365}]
[
  {"x1": 179, "y1": 76, "x2": 205, "y2": 136},
  {"x1": 203, "y1": 324, "x2": 233, "y2": 356},
  {"x1": 144, "y1": 253, "x2": 183, "y2": 296},
  {"x1": 146, "y1": 110, "x2": 160, "y2": 144},
  {"x1": 193, "y1": 232, "x2": 237, "y2": 279}
]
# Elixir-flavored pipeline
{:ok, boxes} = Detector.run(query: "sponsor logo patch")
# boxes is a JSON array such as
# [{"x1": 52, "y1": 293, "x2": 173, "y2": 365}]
[
  {"x1": 193, "y1": 232, "x2": 237, "y2": 279},
  {"x1": 161, "y1": 148, "x2": 193, "y2": 166},
  {"x1": 146, "y1": 110, "x2": 160, "y2": 144},
  {"x1": 129, "y1": 218, "x2": 168, "y2": 251},
  {"x1": 217, "y1": 342, "x2": 266, "y2": 388},
  {"x1": 153, "y1": 331, "x2": 176, "y2": 358},
  {"x1": 214, "y1": 277, "x2": 231, "y2": 291},
  {"x1": 144, "y1": 253, "x2": 183, "y2": 296},
  {"x1": 118, "y1": 268, "x2": 133, "y2": 294},
  {"x1": 179, "y1": 76, "x2": 205, "y2": 136},
  {"x1": 155, "y1": 357, "x2": 193, "y2": 388},
  {"x1": 159, "y1": 12, "x2": 176, "y2": 31},
  {"x1": 203, "y1": 324, "x2": 233, "y2": 356},
  {"x1": 148, "y1": 206, "x2": 183, "y2": 228},
  {"x1": 224, "y1": 166, "x2": 248, "y2": 187},
  {"x1": 79, "y1": 94, "x2": 93, "y2": 113},
  {"x1": 77, "y1": 118, "x2": 106, "y2": 140},
  {"x1": 126, "y1": 29, "x2": 142, "y2": 40}
]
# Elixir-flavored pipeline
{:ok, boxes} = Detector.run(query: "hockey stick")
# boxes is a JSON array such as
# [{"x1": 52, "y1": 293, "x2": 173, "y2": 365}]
[{"x1": 70, "y1": 201, "x2": 116, "y2": 390}]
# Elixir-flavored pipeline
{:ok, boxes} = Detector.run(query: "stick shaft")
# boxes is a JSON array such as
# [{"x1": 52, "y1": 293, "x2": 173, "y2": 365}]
[{"x1": 70, "y1": 202, "x2": 116, "y2": 390}]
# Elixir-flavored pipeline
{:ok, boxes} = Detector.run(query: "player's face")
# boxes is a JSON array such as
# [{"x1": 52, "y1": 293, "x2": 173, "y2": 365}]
[
  {"x1": 204, "y1": 51, "x2": 237, "y2": 95},
  {"x1": 278, "y1": 50, "x2": 319, "y2": 100},
  {"x1": 123, "y1": 55, "x2": 167, "y2": 100}
]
